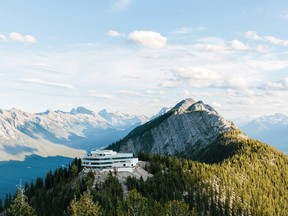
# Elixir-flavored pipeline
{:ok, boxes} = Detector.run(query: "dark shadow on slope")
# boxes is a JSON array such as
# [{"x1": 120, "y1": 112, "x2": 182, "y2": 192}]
[
  {"x1": 3, "y1": 145, "x2": 36, "y2": 155},
  {"x1": 174, "y1": 129, "x2": 244, "y2": 164},
  {"x1": 193, "y1": 139, "x2": 241, "y2": 164},
  {"x1": 17, "y1": 122, "x2": 67, "y2": 144},
  {"x1": 16, "y1": 120, "x2": 138, "y2": 151}
]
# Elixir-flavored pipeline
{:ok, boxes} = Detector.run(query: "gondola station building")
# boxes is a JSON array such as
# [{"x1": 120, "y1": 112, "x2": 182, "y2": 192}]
[{"x1": 81, "y1": 149, "x2": 138, "y2": 172}]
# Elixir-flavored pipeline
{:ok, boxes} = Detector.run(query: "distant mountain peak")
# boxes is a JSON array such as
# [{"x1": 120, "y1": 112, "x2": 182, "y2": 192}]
[
  {"x1": 257, "y1": 113, "x2": 288, "y2": 124},
  {"x1": 151, "y1": 107, "x2": 172, "y2": 120},
  {"x1": 98, "y1": 109, "x2": 111, "y2": 116},
  {"x1": 98, "y1": 109, "x2": 149, "y2": 128},
  {"x1": 70, "y1": 107, "x2": 94, "y2": 115},
  {"x1": 40, "y1": 109, "x2": 54, "y2": 115}
]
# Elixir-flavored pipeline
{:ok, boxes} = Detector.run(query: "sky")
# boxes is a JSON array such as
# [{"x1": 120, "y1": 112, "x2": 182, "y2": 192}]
[{"x1": 0, "y1": 0, "x2": 288, "y2": 121}]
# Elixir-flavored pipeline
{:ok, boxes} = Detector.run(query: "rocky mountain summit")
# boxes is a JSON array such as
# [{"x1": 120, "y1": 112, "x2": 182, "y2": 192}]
[{"x1": 107, "y1": 98, "x2": 238, "y2": 158}]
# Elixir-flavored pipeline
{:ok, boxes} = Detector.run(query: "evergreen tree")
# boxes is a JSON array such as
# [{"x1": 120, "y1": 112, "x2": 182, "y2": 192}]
[
  {"x1": 69, "y1": 192, "x2": 101, "y2": 216},
  {"x1": 8, "y1": 188, "x2": 36, "y2": 216},
  {"x1": 0, "y1": 198, "x2": 3, "y2": 212},
  {"x1": 163, "y1": 200, "x2": 191, "y2": 216},
  {"x1": 4, "y1": 193, "x2": 12, "y2": 210},
  {"x1": 125, "y1": 189, "x2": 148, "y2": 216},
  {"x1": 71, "y1": 164, "x2": 78, "y2": 176}
]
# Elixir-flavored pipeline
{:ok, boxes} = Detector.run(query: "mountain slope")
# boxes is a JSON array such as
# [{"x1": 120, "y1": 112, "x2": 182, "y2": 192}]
[
  {"x1": 107, "y1": 98, "x2": 237, "y2": 158},
  {"x1": 241, "y1": 113, "x2": 288, "y2": 153},
  {"x1": 135, "y1": 133, "x2": 288, "y2": 215},
  {"x1": 0, "y1": 114, "x2": 83, "y2": 161},
  {"x1": 0, "y1": 107, "x2": 146, "y2": 161}
]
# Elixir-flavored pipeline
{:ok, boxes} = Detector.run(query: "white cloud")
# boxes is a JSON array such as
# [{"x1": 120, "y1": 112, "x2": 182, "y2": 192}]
[
  {"x1": 88, "y1": 90, "x2": 114, "y2": 99},
  {"x1": 113, "y1": 0, "x2": 131, "y2": 10},
  {"x1": 179, "y1": 89, "x2": 191, "y2": 97},
  {"x1": 263, "y1": 35, "x2": 288, "y2": 46},
  {"x1": 171, "y1": 66, "x2": 220, "y2": 80},
  {"x1": 197, "y1": 37, "x2": 226, "y2": 44},
  {"x1": 222, "y1": 77, "x2": 249, "y2": 89},
  {"x1": 265, "y1": 77, "x2": 288, "y2": 90},
  {"x1": 246, "y1": 59, "x2": 288, "y2": 71},
  {"x1": 211, "y1": 101, "x2": 224, "y2": 110},
  {"x1": 245, "y1": 31, "x2": 263, "y2": 41},
  {"x1": 20, "y1": 78, "x2": 75, "y2": 90},
  {"x1": 144, "y1": 89, "x2": 164, "y2": 95},
  {"x1": 279, "y1": 14, "x2": 288, "y2": 20},
  {"x1": 170, "y1": 27, "x2": 193, "y2": 35},
  {"x1": 158, "y1": 81, "x2": 178, "y2": 88},
  {"x1": 0, "y1": 34, "x2": 6, "y2": 41},
  {"x1": 231, "y1": 39, "x2": 249, "y2": 50},
  {"x1": 255, "y1": 45, "x2": 269, "y2": 53},
  {"x1": 246, "y1": 31, "x2": 288, "y2": 46},
  {"x1": 128, "y1": 31, "x2": 167, "y2": 48},
  {"x1": 107, "y1": 30, "x2": 122, "y2": 37},
  {"x1": 169, "y1": 26, "x2": 207, "y2": 36},
  {"x1": 90, "y1": 93, "x2": 114, "y2": 99},
  {"x1": 194, "y1": 43, "x2": 230, "y2": 54},
  {"x1": 170, "y1": 67, "x2": 222, "y2": 88},
  {"x1": 118, "y1": 90, "x2": 142, "y2": 97},
  {"x1": 9, "y1": 32, "x2": 37, "y2": 44},
  {"x1": 193, "y1": 38, "x2": 232, "y2": 55}
]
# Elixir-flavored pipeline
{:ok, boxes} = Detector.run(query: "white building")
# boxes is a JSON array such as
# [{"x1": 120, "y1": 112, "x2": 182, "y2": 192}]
[{"x1": 81, "y1": 149, "x2": 138, "y2": 172}]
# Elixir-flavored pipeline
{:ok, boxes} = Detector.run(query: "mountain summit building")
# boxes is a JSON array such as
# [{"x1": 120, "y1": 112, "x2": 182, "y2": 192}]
[{"x1": 81, "y1": 149, "x2": 138, "y2": 172}]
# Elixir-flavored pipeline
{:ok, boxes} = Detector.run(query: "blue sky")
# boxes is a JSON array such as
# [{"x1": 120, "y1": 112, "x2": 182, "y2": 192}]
[{"x1": 0, "y1": 0, "x2": 288, "y2": 120}]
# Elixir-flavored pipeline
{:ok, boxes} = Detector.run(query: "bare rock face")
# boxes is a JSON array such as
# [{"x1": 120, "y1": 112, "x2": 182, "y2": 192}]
[{"x1": 108, "y1": 99, "x2": 236, "y2": 157}]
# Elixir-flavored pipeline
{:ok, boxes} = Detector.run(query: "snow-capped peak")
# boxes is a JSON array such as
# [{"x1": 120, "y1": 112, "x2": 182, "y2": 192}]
[
  {"x1": 70, "y1": 107, "x2": 95, "y2": 115},
  {"x1": 98, "y1": 109, "x2": 149, "y2": 128},
  {"x1": 256, "y1": 113, "x2": 288, "y2": 125},
  {"x1": 151, "y1": 107, "x2": 172, "y2": 120}
]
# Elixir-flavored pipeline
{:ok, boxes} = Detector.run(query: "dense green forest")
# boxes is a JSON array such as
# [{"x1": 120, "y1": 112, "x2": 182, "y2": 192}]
[{"x1": 1, "y1": 130, "x2": 288, "y2": 215}]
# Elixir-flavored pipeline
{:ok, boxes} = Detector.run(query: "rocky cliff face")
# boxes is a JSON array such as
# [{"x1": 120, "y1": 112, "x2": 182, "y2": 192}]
[{"x1": 108, "y1": 99, "x2": 237, "y2": 157}]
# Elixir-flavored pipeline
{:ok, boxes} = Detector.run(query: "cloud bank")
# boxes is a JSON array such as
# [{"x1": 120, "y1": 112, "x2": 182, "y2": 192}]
[{"x1": 128, "y1": 31, "x2": 167, "y2": 48}]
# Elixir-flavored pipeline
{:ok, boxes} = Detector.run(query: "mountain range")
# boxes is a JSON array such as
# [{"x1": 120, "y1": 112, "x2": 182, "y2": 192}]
[
  {"x1": 2, "y1": 98, "x2": 287, "y2": 215},
  {"x1": 241, "y1": 113, "x2": 288, "y2": 154},
  {"x1": 1, "y1": 99, "x2": 287, "y2": 161},
  {"x1": 0, "y1": 107, "x2": 149, "y2": 161}
]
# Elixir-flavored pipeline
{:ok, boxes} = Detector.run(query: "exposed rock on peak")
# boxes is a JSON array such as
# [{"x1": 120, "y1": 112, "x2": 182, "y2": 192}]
[
  {"x1": 187, "y1": 101, "x2": 218, "y2": 114},
  {"x1": 173, "y1": 98, "x2": 196, "y2": 111},
  {"x1": 107, "y1": 99, "x2": 236, "y2": 158}
]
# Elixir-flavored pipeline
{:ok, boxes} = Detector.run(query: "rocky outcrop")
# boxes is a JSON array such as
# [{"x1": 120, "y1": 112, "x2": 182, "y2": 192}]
[{"x1": 108, "y1": 99, "x2": 236, "y2": 157}]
